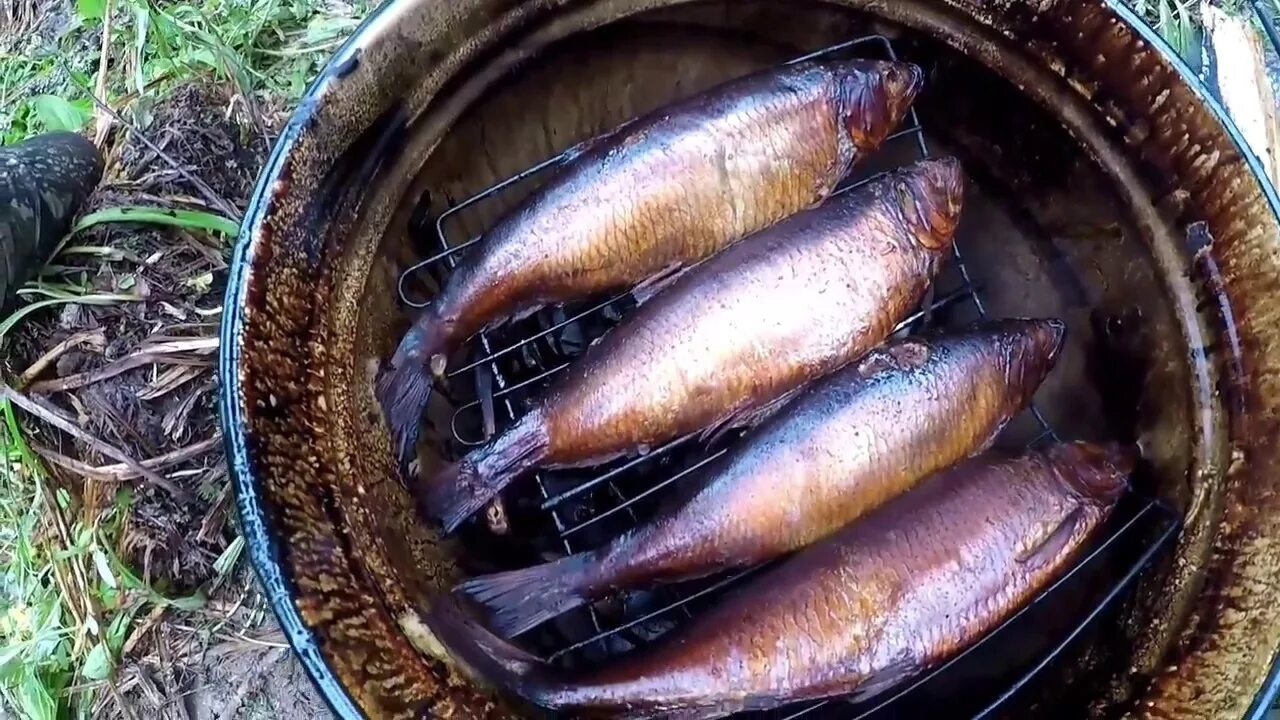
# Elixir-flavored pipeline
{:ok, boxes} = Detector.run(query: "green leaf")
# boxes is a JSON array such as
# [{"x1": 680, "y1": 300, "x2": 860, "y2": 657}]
[
  {"x1": 30, "y1": 95, "x2": 90, "y2": 132},
  {"x1": 91, "y1": 548, "x2": 117, "y2": 590},
  {"x1": 303, "y1": 14, "x2": 360, "y2": 44},
  {"x1": 133, "y1": 4, "x2": 150, "y2": 94},
  {"x1": 0, "y1": 643, "x2": 23, "y2": 678},
  {"x1": 76, "y1": 0, "x2": 105, "y2": 20},
  {"x1": 106, "y1": 611, "x2": 132, "y2": 652},
  {"x1": 81, "y1": 642, "x2": 112, "y2": 681},
  {"x1": 1171, "y1": 0, "x2": 1200, "y2": 65},
  {"x1": 0, "y1": 295, "x2": 128, "y2": 346},
  {"x1": 74, "y1": 525, "x2": 92, "y2": 550},
  {"x1": 70, "y1": 97, "x2": 94, "y2": 121},
  {"x1": 105, "y1": 548, "x2": 207, "y2": 610},
  {"x1": 71, "y1": 206, "x2": 241, "y2": 238},
  {"x1": 213, "y1": 536, "x2": 244, "y2": 578},
  {"x1": 19, "y1": 666, "x2": 56, "y2": 720},
  {"x1": 184, "y1": 271, "x2": 213, "y2": 294},
  {"x1": 188, "y1": 47, "x2": 222, "y2": 72},
  {"x1": 160, "y1": 592, "x2": 207, "y2": 612}
]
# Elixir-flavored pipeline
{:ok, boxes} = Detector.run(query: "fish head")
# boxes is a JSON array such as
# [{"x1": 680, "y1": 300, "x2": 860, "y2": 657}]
[
  {"x1": 988, "y1": 318, "x2": 1067, "y2": 405},
  {"x1": 1047, "y1": 441, "x2": 1134, "y2": 505},
  {"x1": 891, "y1": 157, "x2": 964, "y2": 252},
  {"x1": 835, "y1": 60, "x2": 924, "y2": 155}
]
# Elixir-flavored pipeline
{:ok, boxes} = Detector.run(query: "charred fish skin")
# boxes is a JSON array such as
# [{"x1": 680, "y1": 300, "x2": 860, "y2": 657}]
[
  {"x1": 423, "y1": 157, "x2": 965, "y2": 533},
  {"x1": 377, "y1": 59, "x2": 925, "y2": 463},
  {"x1": 455, "y1": 318, "x2": 1066, "y2": 638},
  {"x1": 429, "y1": 443, "x2": 1130, "y2": 720}
]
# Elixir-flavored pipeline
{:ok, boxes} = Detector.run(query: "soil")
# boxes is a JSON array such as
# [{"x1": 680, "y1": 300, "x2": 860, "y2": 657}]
[{"x1": 4, "y1": 83, "x2": 328, "y2": 718}]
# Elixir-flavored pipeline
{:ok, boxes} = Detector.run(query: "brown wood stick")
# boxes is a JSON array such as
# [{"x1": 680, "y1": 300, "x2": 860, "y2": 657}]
[
  {"x1": 29, "y1": 339, "x2": 215, "y2": 394},
  {"x1": 16, "y1": 330, "x2": 107, "y2": 388},
  {"x1": 93, "y1": 0, "x2": 114, "y2": 147},
  {"x1": 28, "y1": 354, "x2": 153, "y2": 394},
  {"x1": 33, "y1": 435, "x2": 220, "y2": 482}
]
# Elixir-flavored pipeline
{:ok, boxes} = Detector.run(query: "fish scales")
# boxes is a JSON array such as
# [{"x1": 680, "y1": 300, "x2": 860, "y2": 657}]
[
  {"x1": 423, "y1": 158, "x2": 964, "y2": 532},
  {"x1": 544, "y1": 197, "x2": 924, "y2": 455},
  {"x1": 429, "y1": 443, "x2": 1129, "y2": 719},
  {"x1": 378, "y1": 59, "x2": 924, "y2": 463},
  {"x1": 452, "y1": 320, "x2": 1066, "y2": 639}
]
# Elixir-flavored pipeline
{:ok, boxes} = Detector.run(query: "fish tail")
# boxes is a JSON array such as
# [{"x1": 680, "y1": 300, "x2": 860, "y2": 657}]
[
  {"x1": 425, "y1": 594, "x2": 567, "y2": 706},
  {"x1": 455, "y1": 550, "x2": 601, "y2": 637},
  {"x1": 424, "y1": 411, "x2": 550, "y2": 532},
  {"x1": 376, "y1": 363, "x2": 434, "y2": 468},
  {"x1": 378, "y1": 315, "x2": 450, "y2": 467}
]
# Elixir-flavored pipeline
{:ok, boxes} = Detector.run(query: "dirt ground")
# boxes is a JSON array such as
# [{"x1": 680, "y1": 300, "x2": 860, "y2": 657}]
[{"x1": 5, "y1": 83, "x2": 330, "y2": 719}]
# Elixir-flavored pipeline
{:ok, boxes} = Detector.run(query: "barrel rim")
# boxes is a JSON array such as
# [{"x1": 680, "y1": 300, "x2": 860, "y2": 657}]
[
  {"x1": 217, "y1": 2, "x2": 380, "y2": 717},
  {"x1": 217, "y1": 0, "x2": 1280, "y2": 717}
]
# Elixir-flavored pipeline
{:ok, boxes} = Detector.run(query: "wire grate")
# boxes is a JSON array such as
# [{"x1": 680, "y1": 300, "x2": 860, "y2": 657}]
[{"x1": 398, "y1": 32, "x2": 1181, "y2": 719}]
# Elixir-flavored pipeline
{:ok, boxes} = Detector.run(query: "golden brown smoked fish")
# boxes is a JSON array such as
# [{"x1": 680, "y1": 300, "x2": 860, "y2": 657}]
[
  {"x1": 377, "y1": 59, "x2": 924, "y2": 461},
  {"x1": 423, "y1": 157, "x2": 963, "y2": 532},
  {"x1": 430, "y1": 442, "x2": 1129, "y2": 719},
  {"x1": 457, "y1": 318, "x2": 1065, "y2": 637}
]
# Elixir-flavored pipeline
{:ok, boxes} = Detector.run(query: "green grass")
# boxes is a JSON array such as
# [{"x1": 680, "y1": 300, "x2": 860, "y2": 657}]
[
  {"x1": 2, "y1": 0, "x2": 368, "y2": 144},
  {"x1": 0, "y1": 400, "x2": 204, "y2": 719},
  {"x1": 1135, "y1": 0, "x2": 1204, "y2": 62},
  {"x1": 1133, "y1": 0, "x2": 1280, "y2": 67},
  {"x1": 0, "y1": 0, "x2": 367, "y2": 717}
]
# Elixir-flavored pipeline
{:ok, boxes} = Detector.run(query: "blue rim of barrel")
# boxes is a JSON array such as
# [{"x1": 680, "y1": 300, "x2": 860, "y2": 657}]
[
  {"x1": 216, "y1": 2, "x2": 379, "y2": 716},
  {"x1": 218, "y1": 1, "x2": 1280, "y2": 718}
]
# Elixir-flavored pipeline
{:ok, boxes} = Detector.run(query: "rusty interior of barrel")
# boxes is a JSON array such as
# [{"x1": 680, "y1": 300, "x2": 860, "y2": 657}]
[{"x1": 275, "y1": 1, "x2": 1257, "y2": 717}]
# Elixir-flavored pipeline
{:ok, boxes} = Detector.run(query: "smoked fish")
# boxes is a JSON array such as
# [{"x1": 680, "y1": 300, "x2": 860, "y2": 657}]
[
  {"x1": 429, "y1": 442, "x2": 1130, "y2": 719},
  {"x1": 423, "y1": 157, "x2": 964, "y2": 532},
  {"x1": 378, "y1": 59, "x2": 925, "y2": 462},
  {"x1": 457, "y1": 319, "x2": 1066, "y2": 637}
]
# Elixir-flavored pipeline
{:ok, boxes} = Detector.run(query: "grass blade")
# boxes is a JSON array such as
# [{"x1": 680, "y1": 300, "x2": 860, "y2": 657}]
[
  {"x1": 19, "y1": 666, "x2": 56, "y2": 720},
  {"x1": 30, "y1": 95, "x2": 91, "y2": 132},
  {"x1": 1158, "y1": 0, "x2": 1180, "y2": 49},
  {"x1": 0, "y1": 294, "x2": 139, "y2": 346},
  {"x1": 213, "y1": 536, "x2": 245, "y2": 578},
  {"x1": 71, "y1": 206, "x2": 240, "y2": 237}
]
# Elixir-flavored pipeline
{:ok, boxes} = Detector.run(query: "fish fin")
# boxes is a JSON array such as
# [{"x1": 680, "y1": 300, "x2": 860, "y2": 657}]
[
  {"x1": 378, "y1": 314, "x2": 451, "y2": 469},
  {"x1": 843, "y1": 658, "x2": 920, "y2": 704},
  {"x1": 632, "y1": 262, "x2": 690, "y2": 305},
  {"x1": 1016, "y1": 506, "x2": 1084, "y2": 572},
  {"x1": 477, "y1": 304, "x2": 544, "y2": 336},
  {"x1": 376, "y1": 358, "x2": 434, "y2": 471},
  {"x1": 425, "y1": 594, "x2": 563, "y2": 704},
  {"x1": 975, "y1": 415, "x2": 1012, "y2": 454},
  {"x1": 423, "y1": 412, "x2": 550, "y2": 533},
  {"x1": 652, "y1": 706, "x2": 738, "y2": 720},
  {"x1": 559, "y1": 114, "x2": 641, "y2": 163},
  {"x1": 455, "y1": 551, "x2": 600, "y2": 637},
  {"x1": 699, "y1": 385, "x2": 806, "y2": 445},
  {"x1": 509, "y1": 303, "x2": 543, "y2": 324}
]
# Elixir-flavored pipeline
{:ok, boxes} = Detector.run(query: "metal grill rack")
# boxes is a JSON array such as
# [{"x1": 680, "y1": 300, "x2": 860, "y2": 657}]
[{"x1": 398, "y1": 33, "x2": 1183, "y2": 719}]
